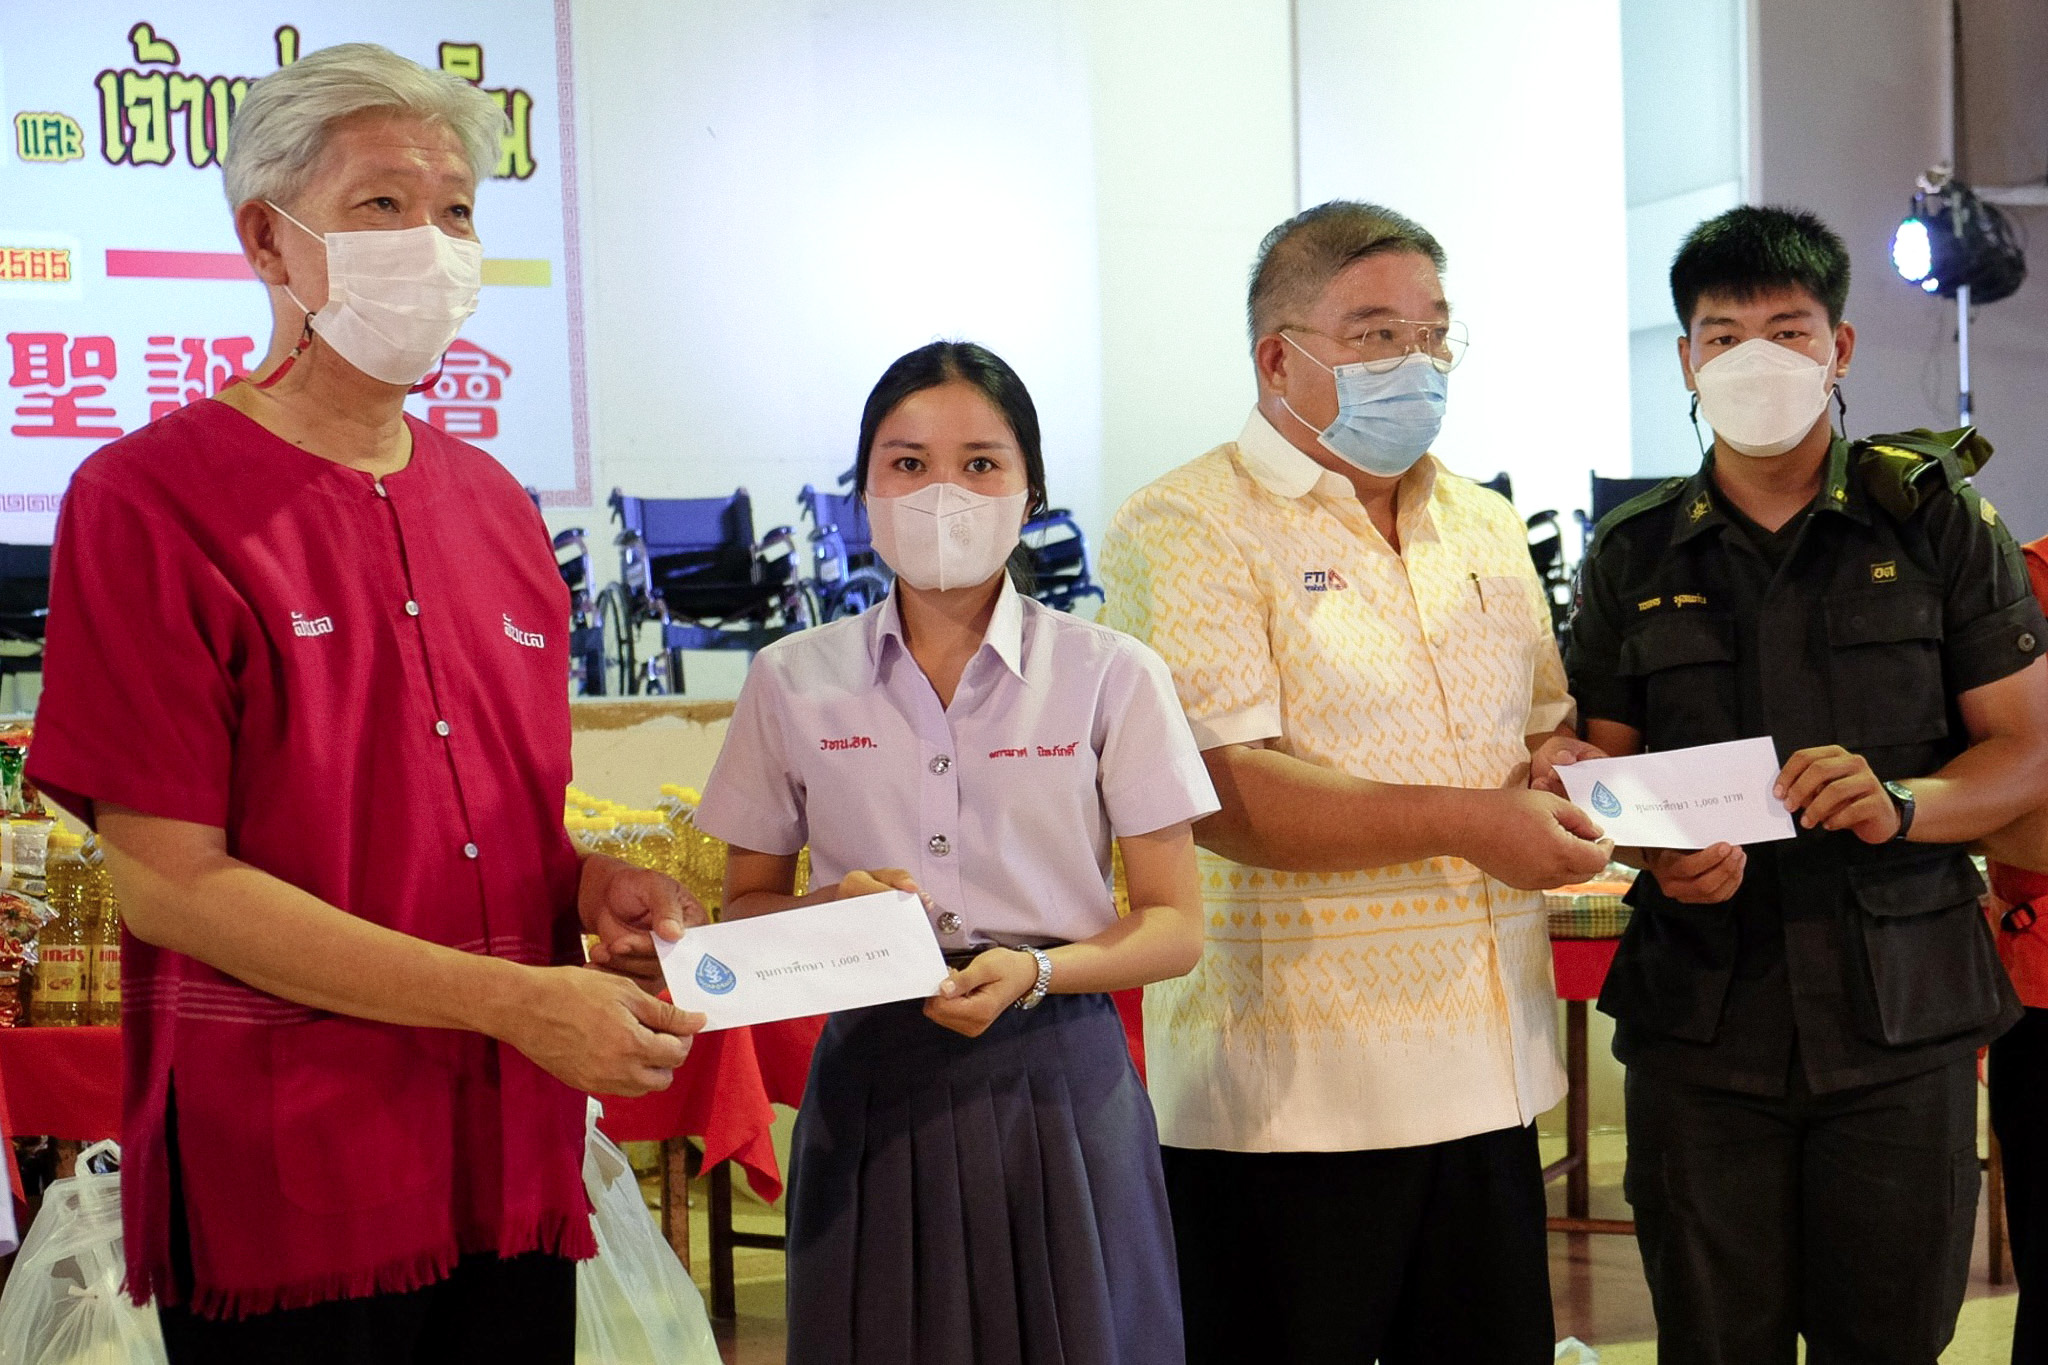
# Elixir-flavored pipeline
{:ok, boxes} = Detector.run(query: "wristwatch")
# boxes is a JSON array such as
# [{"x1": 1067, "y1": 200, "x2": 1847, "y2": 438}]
[
  {"x1": 1883, "y1": 780, "x2": 1916, "y2": 842},
  {"x1": 1011, "y1": 946, "x2": 1053, "y2": 1011}
]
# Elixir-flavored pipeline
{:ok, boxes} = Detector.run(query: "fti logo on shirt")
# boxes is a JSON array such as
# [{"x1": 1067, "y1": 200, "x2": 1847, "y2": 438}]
[
  {"x1": 1302, "y1": 568, "x2": 1349, "y2": 592},
  {"x1": 820, "y1": 735, "x2": 878, "y2": 751},
  {"x1": 290, "y1": 612, "x2": 334, "y2": 638},
  {"x1": 501, "y1": 614, "x2": 546, "y2": 648}
]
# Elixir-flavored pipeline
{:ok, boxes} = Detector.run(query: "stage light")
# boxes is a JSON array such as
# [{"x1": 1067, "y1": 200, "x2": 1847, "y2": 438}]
[
  {"x1": 1893, "y1": 166, "x2": 2029, "y2": 426},
  {"x1": 1890, "y1": 216, "x2": 1932, "y2": 283},
  {"x1": 1891, "y1": 169, "x2": 2027, "y2": 305}
]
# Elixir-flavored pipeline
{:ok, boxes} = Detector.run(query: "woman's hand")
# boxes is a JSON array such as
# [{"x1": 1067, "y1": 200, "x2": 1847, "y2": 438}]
[{"x1": 924, "y1": 948, "x2": 1036, "y2": 1037}]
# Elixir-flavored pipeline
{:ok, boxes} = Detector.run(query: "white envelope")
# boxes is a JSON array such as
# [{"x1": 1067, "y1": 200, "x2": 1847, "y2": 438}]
[
  {"x1": 656, "y1": 888, "x2": 950, "y2": 1031},
  {"x1": 1558, "y1": 737, "x2": 1798, "y2": 850}
]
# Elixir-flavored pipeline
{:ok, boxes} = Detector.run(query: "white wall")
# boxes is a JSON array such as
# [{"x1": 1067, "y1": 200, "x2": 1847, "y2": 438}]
[
  {"x1": 1081, "y1": 0, "x2": 1296, "y2": 524},
  {"x1": 558, "y1": 0, "x2": 1296, "y2": 696},
  {"x1": 1621, "y1": 0, "x2": 1746, "y2": 477},
  {"x1": 1293, "y1": 0, "x2": 1635, "y2": 525}
]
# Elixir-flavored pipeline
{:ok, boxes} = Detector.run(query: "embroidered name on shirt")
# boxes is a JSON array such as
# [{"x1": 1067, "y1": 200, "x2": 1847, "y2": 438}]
[
  {"x1": 1673, "y1": 593, "x2": 1708, "y2": 608},
  {"x1": 290, "y1": 612, "x2": 334, "y2": 638},
  {"x1": 1036, "y1": 741, "x2": 1079, "y2": 758},
  {"x1": 820, "y1": 736, "x2": 877, "y2": 751},
  {"x1": 502, "y1": 615, "x2": 546, "y2": 648},
  {"x1": 1302, "y1": 568, "x2": 1350, "y2": 592},
  {"x1": 989, "y1": 746, "x2": 1029, "y2": 759},
  {"x1": 1871, "y1": 561, "x2": 1898, "y2": 583}
]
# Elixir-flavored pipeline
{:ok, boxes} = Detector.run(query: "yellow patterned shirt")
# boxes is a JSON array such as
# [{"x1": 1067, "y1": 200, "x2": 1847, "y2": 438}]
[{"x1": 1099, "y1": 409, "x2": 1571, "y2": 1151}]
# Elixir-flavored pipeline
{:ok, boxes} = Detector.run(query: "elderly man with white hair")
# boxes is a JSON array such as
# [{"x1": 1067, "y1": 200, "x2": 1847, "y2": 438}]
[{"x1": 25, "y1": 43, "x2": 704, "y2": 1362}]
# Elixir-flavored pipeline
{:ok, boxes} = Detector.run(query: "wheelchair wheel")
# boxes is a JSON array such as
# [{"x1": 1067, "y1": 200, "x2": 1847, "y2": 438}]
[
  {"x1": 830, "y1": 567, "x2": 892, "y2": 620},
  {"x1": 786, "y1": 584, "x2": 822, "y2": 633},
  {"x1": 599, "y1": 582, "x2": 639, "y2": 697}
]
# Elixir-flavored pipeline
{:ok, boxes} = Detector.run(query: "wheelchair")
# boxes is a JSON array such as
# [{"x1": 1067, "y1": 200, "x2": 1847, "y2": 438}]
[
  {"x1": 599, "y1": 488, "x2": 809, "y2": 695},
  {"x1": 796, "y1": 476, "x2": 893, "y2": 622},
  {"x1": 0, "y1": 544, "x2": 49, "y2": 712},
  {"x1": 1477, "y1": 472, "x2": 1572, "y2": 638},
  {"x1": 526, "y1": 489, "x2": 607, "y2": 696},
  {"x1": 1019, "y1": 507, "x2": 1105, "y2": 614}
]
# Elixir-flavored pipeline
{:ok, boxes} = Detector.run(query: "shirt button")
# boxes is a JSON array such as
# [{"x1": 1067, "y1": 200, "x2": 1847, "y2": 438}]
[
  {"x1": 435, "y1": 720, "x2": 451, "y2": 737},
  {"x1": 462, "y1": 842, "x2": 479, "y2": 859},
  {"x1": 373, "y1": 481, "x2": 388, "y2": 498},
  {"x1": 2022, "y1": 632, "x2": 2039, "y2": 652},
  {"x1": 929, "y1": 835, "x2": 951, "y2": 857},
  {"x1": 404, "y1": 600, "x2": 421, "y2": 616},
  {"x1": 929, "y1": 755, "x2": 952, "y2": 776},
  {"x1": 937, "y1": 912, "x2": 963, "y2": 935}
]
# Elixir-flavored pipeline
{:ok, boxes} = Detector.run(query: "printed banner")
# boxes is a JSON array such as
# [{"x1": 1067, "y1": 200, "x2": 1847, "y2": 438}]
[{"x1": 0, "y1": 1, "x2": 590, "y2": 543}]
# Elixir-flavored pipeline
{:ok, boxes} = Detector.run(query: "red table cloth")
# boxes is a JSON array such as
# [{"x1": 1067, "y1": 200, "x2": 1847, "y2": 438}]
[{"x1": 1551, "y1": 937, "x2": 1620, "y2": 1003}]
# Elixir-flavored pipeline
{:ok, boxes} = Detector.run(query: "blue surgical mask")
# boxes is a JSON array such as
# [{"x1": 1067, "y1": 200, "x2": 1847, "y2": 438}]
[{"x1": 1281, "y1": 337, "x2": 1448, "y2": 478}]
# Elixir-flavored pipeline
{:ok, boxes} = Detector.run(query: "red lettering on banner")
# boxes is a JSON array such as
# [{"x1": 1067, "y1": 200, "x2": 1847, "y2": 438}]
[
  {"x1": 7, "y1": 332, "x2": 123, "y2": 439},
  {"x1": 425, "y1": 339, "x2": 511, "y2": 441},
  {"x1": 143, "y1": 334, "x2": 256, "y2": 419}
]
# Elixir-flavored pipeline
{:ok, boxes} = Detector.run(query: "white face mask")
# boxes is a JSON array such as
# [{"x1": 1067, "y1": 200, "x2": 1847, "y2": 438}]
[
  {"x1": 268, "y1": 202, "x2": 483, "y2": 386},
  {"x1": 867, "y1": 482, "x2": 1028, "y2": 592},
  {"x1": 1691, "y1": 337, "x2": 1836, "y2": 459}
]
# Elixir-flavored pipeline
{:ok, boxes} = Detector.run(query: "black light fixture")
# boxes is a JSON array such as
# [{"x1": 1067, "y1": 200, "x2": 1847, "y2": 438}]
[{"x1": 1891, "y1": 167, "x2": 2028, "y2": 424}]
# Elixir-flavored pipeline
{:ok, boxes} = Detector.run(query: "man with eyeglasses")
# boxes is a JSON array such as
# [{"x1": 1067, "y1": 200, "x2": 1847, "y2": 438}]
[{"x1": 1100, "y1": 200, "x2": 1611, "y2": 1364}]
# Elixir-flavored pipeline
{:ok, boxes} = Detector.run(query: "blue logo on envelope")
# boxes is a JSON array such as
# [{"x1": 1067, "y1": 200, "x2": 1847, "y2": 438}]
[
  {"x1": 1590, "y1": 781, "x2": 1623, "y2": 819},
  {"x1": 694, "y1": 954, "x2": 737, "y2": 996}
]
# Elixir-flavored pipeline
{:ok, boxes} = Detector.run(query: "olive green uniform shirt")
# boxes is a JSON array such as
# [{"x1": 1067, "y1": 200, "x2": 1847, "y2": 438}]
[{"x1": 1567, "y1": 437, "x2": 2044, "y2": 1095}]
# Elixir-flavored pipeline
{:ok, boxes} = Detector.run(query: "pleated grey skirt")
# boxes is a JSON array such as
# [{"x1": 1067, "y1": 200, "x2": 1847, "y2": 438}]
[{"x1": 784, "y1": 991, "x2": 1185, "y2": 1365}]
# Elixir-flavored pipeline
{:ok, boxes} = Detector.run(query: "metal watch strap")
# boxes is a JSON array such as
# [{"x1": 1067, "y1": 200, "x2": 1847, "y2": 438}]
[
  {"x1": 1012, "y1": 945, "x2": 1053, "y2": 1011},
  {"x1": 1884, "y1": 780, "x2": 1916, "y2": 842}
]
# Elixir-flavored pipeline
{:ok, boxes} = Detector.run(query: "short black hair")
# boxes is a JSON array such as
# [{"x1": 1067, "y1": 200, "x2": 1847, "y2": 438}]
[
  {"x1": 853, "y1": 340, "x2": 1048, "y2": 518},
  {"x1": 1670, "y1": 205, "x2": 1851, "y2": 331},
  {"x1": 1247, "y1": 200, "x2": 1446, "y2": 349}
]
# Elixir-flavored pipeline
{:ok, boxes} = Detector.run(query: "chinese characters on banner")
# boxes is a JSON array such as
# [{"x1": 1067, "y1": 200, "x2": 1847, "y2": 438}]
[{"x1": 0, "y1": 3, "x2": 590, "y2": 541}]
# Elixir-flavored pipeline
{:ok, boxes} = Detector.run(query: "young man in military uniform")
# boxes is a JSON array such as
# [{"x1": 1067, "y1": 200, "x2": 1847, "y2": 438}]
[{"x1": 1568, "y1": 206, "x2": 2048, "y2": 1364}]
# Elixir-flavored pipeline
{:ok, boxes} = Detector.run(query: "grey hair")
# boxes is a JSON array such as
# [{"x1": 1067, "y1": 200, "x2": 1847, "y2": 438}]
[
  {"x1": 1246, "y1": 200, "x2": 1447, "y2": 350},
  {"x1": 223, "y1": 43, "x2": 505, "y2": 208}
]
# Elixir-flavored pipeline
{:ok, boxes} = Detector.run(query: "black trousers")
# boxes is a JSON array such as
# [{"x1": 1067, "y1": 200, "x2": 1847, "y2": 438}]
[
  {"x1": 1161, "y1": 1124, "x2": 1554, "y2": 1365},
  {"x1": 1990, "y1": 1006, "x2": 2048, "y2": 1365},
  {"x1": 1624, "y1": 1055, "x2": 1978, "y2": 1365},
  {"x1": 157, "y1": 1253, "x2": 577, "y2": 1365}
]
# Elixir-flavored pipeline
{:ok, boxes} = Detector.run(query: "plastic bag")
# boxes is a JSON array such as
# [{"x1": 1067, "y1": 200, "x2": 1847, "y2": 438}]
[
  {"x1": 1555, "y1": 1338, "x2": 1601, "y2": 1364},
  {"x1": 0, "y1": 1140, "x2": 168, "y2": 1365},
  {"x1": 576, "y1": 1104, "x2": 720, "y2": 1365}
]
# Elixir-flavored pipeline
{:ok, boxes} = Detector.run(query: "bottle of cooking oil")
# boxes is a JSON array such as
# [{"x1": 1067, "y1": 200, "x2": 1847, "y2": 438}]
[
  {"x1": 84, "y1": 840, "x2": 121, "y2": 1027},
  {"x1": 624, "y1": 809, "x2": 681, "y2": 879},
  {"x1": 30, "y1": 827, "x2": 88, "y2": 1027}
]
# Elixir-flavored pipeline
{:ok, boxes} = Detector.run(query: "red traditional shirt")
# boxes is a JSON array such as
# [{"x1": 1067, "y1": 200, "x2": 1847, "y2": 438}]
[
  {"x1": 27, "y1": 399, "x2": 591, "y2": 1317},
  {"x1": 1990, "y1": 536, "x2": 2048, "y2": 1009}
]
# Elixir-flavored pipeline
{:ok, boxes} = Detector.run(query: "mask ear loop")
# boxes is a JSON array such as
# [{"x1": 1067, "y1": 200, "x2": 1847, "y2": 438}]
[
  {"x1": 1688, "y1": 393, "x2": 1709, "y2": 458},
  {"x1": 408, "y1": 353, "x2": 449, "y2": 397},
  {"x1": 1831, "y1": 384, "x2": 1848, "y2": 438},
  {"x1": 250, "y1": 310, "x2": 315, "y2": 391}
]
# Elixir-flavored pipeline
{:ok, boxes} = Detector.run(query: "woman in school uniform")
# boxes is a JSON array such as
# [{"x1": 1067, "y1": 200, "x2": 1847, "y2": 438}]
[{"x1": 693, "y1": 340, "x2": 1217, "y2": 1365}]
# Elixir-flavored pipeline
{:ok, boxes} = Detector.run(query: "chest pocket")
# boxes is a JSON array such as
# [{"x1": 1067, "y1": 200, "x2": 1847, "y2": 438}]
[
  {"x1": 1617, "y1": 612, "x2": 1738, "y2": 749},
  {"x1": 1824, "y1": 585, "x2": 1948, "y2": 751}
]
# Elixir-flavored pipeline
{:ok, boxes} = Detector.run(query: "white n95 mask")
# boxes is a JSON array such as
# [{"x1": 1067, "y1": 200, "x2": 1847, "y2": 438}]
[
  {"x1": 868, "y1": 482, "x2": 1029, "y2": 592},
  {"x1": 1692, "y1": 337, "x2": 1836, "y2": 458},
  {"x1": 268, "y1": 202, "x2": 483, "y2": 387}
]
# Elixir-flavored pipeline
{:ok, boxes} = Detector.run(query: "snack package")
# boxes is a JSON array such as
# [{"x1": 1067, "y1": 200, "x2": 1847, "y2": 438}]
[{"x1": 0, "y1": 891, "x2": 51, "y2": 1027}]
